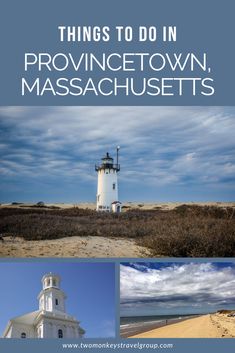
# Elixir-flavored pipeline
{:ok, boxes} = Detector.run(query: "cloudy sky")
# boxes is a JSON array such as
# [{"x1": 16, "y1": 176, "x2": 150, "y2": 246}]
[
  {"x1": 120, "y1": 262, "x2": 235, "y2": 317},
  {"x1": 0, "y1": 106, "x2": 234, "y2": 202}
]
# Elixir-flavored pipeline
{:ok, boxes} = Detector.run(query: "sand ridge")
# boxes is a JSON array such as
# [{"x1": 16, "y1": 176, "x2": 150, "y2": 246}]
[
  {"x1": 129, "y1": 314, "x2": 235, "y2": 338},
  {"x1": 0, "y1": 236, "x2": 150, "y2": 258},
  {"x1": 1, "y1": 201, "x2": 235, "y2": 211},
  {"x1": 1, "y1": 201, "x2": 234, "y2": 257}
]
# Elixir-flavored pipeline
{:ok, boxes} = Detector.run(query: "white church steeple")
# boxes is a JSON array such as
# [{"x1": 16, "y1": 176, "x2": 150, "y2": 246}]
[
  {"x1": 95, "y1": 147, "x2": 121, "y2": 212},
  {"x1": 3, "y1": 272, "x2": 85, "y2": 339},
  {"x1": 38, "y1": 273, "x2": 66, "y2": 313}
]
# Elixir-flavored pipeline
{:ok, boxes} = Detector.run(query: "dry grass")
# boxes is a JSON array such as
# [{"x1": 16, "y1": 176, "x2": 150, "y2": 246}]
[{"x1": 0, "y1": 205, "x2": 234, "y2": 257}]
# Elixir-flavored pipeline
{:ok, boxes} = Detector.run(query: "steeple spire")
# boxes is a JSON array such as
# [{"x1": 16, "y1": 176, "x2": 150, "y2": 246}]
[{"x1": 38, "y1": 273, "x2": 66, "y2": 313}]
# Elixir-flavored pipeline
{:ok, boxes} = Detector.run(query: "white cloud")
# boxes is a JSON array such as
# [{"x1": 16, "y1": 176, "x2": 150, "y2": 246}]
[
  {"x1": 97, "y1": 319, "x2": 115, "y2": 338},
  {"x1": 0, "y1": 106, "x2": 235, "y2": 188},
  {"x1": 120, "y1": 263, "x2": 235, "y2": 308}
]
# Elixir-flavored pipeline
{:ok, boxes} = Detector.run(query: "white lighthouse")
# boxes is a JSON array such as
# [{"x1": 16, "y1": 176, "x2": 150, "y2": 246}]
[{"x1": 95, "y1": 147, "x2": 121, "y2": 212}]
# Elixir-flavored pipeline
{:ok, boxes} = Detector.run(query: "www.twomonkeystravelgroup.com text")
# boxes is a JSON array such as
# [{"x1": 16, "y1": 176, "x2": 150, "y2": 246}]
[{"x1": 62, "y1": 342, "x2": 174, "y2": 350}]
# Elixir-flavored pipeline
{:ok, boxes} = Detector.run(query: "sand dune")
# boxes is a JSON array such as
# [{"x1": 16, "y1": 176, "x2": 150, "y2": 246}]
[
  {"x1": 1, "y1": 201, "x2": 234, "y2": 211},
  {"x1": 129, "y1": 314, "x2": 235, "y2": 338},
  {"x1": 0, "y1": 236, "x2": 150, "y2": 258},
  {"x1": 1, "y1": 201, "x2": 234, "y2": 257}
]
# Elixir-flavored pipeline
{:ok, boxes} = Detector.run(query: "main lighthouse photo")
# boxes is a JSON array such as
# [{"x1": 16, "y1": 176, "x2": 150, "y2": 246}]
[{"x1": 95, "y1": 147, "x2": 122, "y2": 213}]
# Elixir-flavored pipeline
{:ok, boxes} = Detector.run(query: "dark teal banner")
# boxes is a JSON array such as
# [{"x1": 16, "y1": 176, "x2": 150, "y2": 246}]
[{"x1": 0, "y1": 0, "x2": 235, "y2": 105}]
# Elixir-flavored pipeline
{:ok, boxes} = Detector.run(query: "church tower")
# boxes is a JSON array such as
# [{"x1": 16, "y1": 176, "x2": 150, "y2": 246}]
[
  {"x1": 38, "y1": 273, "x2": 66, "y2": 313},
  {"x1": 2, "y1": 273, "x2": 85, "y2": 339},
  {"x1": 95, "y1": 147, "x2": 121, "y2": 212}
]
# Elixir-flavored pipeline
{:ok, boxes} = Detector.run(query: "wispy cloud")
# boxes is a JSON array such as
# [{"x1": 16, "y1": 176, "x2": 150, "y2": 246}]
[
  {"x1": 120, "y1": 263, "x2": 235, "y2": 315},
  {"x1": 96, "y1": 319, "x2": 115, "y2": 338},
  {"x1": 0, "y1": 106, "x2": 234, "y2": 202}
]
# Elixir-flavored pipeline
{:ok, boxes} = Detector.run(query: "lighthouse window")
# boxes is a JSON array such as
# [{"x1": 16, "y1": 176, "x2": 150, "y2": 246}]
[
  {"x1": 21, "y1": 332, "x2": 26, "y2": 338},
  {"x1": 113, "y1": 183, "x2": 116, "y2": 190},
  {"x1": 55, "y1": 299, "x2": 59, "y2": 305},
  {"x1": 58, "y1": 329, "x2": 63, "y2": 338},
  {"x1": 52, "y1": 279, "x2": 56, "y2": 286}
]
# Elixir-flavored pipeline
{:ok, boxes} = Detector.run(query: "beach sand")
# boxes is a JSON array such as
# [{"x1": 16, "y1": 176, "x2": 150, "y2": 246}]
[
  {"x1": 129, "y1": 314, "x2": 235, "y2": 338},
  {"x1": 0, "y1": 236, "x2": 150, "y2": 258}
]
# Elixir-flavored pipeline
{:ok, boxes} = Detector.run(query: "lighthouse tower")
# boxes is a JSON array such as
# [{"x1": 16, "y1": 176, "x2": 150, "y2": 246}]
[{"x1": 95, "y1": 147, "x2": 121, "y2": 212}]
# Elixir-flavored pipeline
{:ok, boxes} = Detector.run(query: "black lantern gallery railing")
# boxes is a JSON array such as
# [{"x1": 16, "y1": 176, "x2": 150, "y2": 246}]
[{"x1": 95, "y1": 163, "x2": 120, "y2": 172}]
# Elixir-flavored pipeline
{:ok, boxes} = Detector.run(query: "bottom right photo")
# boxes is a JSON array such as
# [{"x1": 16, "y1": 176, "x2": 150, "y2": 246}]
[{"x1": 120, "y1": 262, "x2": 235, "y2": 338}]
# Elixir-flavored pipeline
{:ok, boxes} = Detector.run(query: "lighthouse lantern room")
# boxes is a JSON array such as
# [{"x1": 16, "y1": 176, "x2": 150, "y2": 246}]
[{"x1": 95, "y1": 147, "x2": 121, "y2": 212}]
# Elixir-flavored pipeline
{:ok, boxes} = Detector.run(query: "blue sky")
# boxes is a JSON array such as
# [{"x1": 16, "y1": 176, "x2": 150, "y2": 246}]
[
  {"x1": 0, "y1": 106, "x2": 235, "y2": 203},
  {"x1": 0, "y1": 262, "x2": 115, "y2": 338},
  {"x1": 120, "y1": 262, "x2": 235, "y2": 317}
]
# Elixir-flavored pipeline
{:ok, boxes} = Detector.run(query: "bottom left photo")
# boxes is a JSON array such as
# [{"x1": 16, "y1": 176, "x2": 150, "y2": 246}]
[{"x1": 0, "y1": 262, "x2": 115, "y2": 339}]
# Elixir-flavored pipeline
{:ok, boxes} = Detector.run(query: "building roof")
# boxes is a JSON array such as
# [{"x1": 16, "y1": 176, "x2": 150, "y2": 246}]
[
  {"x1": 102, "y1": 152, "x2": 113, "y2": 160},
  {"x1": 2, "y1": 309, "x2": 80, "y2": 337},
  {"x1": 11, "y1": 310, "x2": 41, "y2": 325},
  {"x1": 37, "y1": 287, "x2": 67, "y2": 300},
  {"x1": 111, "y1": 201, "x2": 122, "y2": 204},
  {"x1": 41, "y1": 273, "x2": 61, "y2": 282},
  {"x1": 2, "y1": 310, "x2": 41, "y2": 337}
]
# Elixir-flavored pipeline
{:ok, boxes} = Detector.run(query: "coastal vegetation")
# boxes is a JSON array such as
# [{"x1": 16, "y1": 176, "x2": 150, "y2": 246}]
[{"x1": 0, "y1": 205, "x2": 234, "y2": 257}]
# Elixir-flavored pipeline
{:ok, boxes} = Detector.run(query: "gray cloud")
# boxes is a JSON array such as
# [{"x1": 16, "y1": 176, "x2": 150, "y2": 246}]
[
  {"x1": 0, "y1": 106, "x2": 235, "y2": 201},
  {"x1": 120, "y1": 263, "x2": 235, "y2": 311}
]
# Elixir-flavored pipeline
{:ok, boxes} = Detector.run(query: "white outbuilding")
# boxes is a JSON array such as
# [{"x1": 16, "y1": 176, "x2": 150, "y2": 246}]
[
  {"x1": 95, "y1": 148, "x2": 121, "y2": 212},
  {"x1": 2, "y1": 273, "x2": 85, "y2": 339}
]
